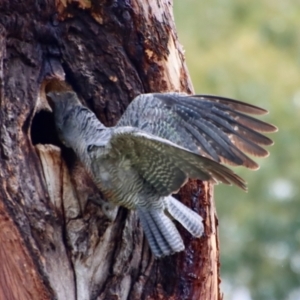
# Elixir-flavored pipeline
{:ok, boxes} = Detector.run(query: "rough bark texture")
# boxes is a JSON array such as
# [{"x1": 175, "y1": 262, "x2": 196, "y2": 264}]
[{"x1": 0, "y1": 1, "x2": 221, "y2": 299}]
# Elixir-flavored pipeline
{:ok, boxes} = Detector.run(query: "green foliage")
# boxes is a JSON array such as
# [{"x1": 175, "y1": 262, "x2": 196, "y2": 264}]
[{"x1": 173, "y1": 1, "x2": 300, "y2": 299}]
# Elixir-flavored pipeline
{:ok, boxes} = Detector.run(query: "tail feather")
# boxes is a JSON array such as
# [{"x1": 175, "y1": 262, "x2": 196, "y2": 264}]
[
  {"x1": 137, "y1": 208, "x2": 184, "y2": 257},
  {"x1": 137, "y1": 197, "x2": 204, "y2": 258},
  {"x1": 164, "y1": 196, "x2": 203, "y2": 237},
  {"x1": 150, "y1": 209, "x2": 184, "y2": 251},
  {"x1": 138, "y1": 209, "x2": 164, "y2": 257}
]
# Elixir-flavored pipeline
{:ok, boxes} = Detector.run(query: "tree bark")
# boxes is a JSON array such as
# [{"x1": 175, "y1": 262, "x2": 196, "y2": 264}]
[{"x1": 0, "y1": 1, "x2": 221, "y2": 299}]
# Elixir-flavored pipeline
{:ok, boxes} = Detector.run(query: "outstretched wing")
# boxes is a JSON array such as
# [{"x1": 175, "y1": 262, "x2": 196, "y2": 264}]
[
  {"x1": 117, "y1": 93, "x2": 277, "y2": 170},
  {"x1": 108, "y1": 128, "x2": 247, "y2": 196}
]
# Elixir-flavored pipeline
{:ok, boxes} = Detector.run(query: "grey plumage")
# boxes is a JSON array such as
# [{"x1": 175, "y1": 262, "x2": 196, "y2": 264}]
[
  {"x1": 47, "y1": 91, "x2": 277, "y2": 257},
  {"x1": 118, "y1": 93, "x2": 276, "y2": 170}
]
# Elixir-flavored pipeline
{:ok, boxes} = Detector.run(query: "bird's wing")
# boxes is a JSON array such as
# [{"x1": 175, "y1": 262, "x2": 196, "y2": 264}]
[
  {"x1": 117, "y1": 93, "x2": 277, "y2": 170},
  {"x1": 104, "y1": 128, "x2": 247, "y2": 196}
]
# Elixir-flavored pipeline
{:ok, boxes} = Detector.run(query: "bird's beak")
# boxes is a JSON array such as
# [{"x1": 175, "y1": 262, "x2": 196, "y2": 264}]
[
  {"x1": 46, "y1": 92, "x2": 56, "y2": 100},
  {"x1": 46, "y1": 92, "x2": 59, "y2": 110}
]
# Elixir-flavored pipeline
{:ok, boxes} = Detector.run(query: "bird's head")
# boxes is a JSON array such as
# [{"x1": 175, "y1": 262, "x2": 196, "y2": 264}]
[
  {"x1": 47, "y1": 91, "x2": 80, "y2": 111},
  {"x1": 47, "y1": 91, "x2": 82, "y2": 147}
]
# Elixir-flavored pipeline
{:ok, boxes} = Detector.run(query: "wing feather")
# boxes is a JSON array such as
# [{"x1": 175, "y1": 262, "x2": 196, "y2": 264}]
[
  {"x1": 117, "y1": 93, "x2": 277, "y2": 170},
  {"x1": 109, "y1": 129, "x2": 247, "y2": 196}
]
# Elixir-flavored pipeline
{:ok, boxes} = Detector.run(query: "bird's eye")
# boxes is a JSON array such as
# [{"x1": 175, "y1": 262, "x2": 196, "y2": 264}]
[
  {"x1": 87, "y1": 145, "x2": 94, "y2": 152},
  {"x1": 87, "y1": 144, "x2": 105, "y2": 152}
]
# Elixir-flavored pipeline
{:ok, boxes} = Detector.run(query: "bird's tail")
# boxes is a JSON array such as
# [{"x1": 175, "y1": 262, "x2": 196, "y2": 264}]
[
  {"x1": 137, "y1": 208, "x2": 184, "y2": 257},
  {"x1": 164, "y1": 196, "x2": 203, "y2": 238},
  {"x1": 137, "y1": 196, "x2": 203, "y2": 258}
]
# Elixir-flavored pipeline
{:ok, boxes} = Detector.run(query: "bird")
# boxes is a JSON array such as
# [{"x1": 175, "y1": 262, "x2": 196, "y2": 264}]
[{"x1": 47, "y1": 91, "x2": 277, "y2": 258}]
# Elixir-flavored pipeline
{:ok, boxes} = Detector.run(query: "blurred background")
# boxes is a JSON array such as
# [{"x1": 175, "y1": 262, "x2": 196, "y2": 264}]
[{"x1": 173, "y1": 1, "x2": 300, "y2": 299}]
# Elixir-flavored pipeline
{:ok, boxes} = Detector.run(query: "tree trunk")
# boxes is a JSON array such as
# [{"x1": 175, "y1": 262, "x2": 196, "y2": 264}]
[{"x1": 0, "y1": 1, "x2": 221, "y2": 299}]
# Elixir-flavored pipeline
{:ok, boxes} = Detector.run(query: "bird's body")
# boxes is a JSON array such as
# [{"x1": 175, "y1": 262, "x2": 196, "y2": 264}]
[
  {"x1": 48, "y1": 91, "x2": 277, "y2": 257},
  {"x1": 88, "y1": 132, "x2": 159, "y2": 211}
]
